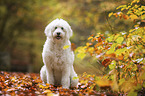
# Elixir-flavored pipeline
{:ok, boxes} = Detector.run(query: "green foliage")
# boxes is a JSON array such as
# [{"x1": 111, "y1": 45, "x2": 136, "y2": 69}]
[
  {"x1": 109, "y1": 0, "x2": 145, "y2": 24},
  {"x1": 109, "y1": 60, "x2": 116, "y2": 70},
  {"x1": 76, "y1": 0, "x2": 145, "y2": 95}
]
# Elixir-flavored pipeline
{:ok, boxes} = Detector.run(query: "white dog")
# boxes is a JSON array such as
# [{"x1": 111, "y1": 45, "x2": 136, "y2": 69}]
[{"x1": 40, "y1": 19, "x2": 78, "y2": 89}]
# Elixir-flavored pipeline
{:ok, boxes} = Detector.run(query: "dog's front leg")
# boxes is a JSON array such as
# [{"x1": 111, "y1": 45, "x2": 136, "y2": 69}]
[
  {"x1": 46, "y1": 65, "x2": 54, "y2": 85},
  {"x1": 61, "y1": 67, "x2": 70, "y2": 89}
]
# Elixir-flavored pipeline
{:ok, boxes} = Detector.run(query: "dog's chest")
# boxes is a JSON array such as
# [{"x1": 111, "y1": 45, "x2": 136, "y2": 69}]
[
  {"x1": 43, "y1": 41, "x2": 70, "y2": 69},
  {"x1": 51, "y1": 49, "x2": 67, "y2": 69},
  {"x1": 54, "y1": 51, "x2": 64, "y2": 64}
]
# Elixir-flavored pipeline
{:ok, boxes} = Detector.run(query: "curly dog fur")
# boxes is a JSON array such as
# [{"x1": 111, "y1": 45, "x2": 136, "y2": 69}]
[{"x1": 40, "y1": 19, "x2": 78, "y2": 88}]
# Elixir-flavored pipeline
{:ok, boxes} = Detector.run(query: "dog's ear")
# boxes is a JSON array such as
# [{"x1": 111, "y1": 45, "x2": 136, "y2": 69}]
[
  {"x1": 44, "y1": 19, "x2": 59, "y2": 38},
  {"x1": 67, "y1": 26, "x2": 73, "y2": 39},
  {"x1": 44, "y1": 25, "x2": 52, "y2": 38}
]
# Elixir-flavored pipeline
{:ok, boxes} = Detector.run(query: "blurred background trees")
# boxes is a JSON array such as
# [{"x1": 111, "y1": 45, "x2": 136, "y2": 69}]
[{"x1": 0, "y1": 0, "x2": 133, "y2": 73}]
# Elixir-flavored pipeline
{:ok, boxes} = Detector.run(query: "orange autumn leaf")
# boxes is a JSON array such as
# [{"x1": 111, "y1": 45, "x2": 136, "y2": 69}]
[
  {"x1": 91, "y1": 34, "x2": 94, "y2": 36},
  {"x1": 102, "y1": 59, "x2": 112, "y2": 67},
  {"x1": 86, "y1": 43, "x2": 92, "y2": 47},
  {"x1": 123, "y1": 14, "x2": 128, "y2": 19},
  {"x1": 98, "y1": 37, "x2": 102, "y2": 42},
  {"x1": 117, "y1": 55, "x2": 124, "y2": 60},
  {"x1": 91, "y1": 38, "x2": 96, "y2": 42},
  {"x1": 120, "y1": 14, "x2": 122, "y2": 19},
  {"x1": 113, "y1": 13, "x2": 118, "y2": 18},
  {"x1": 71, "y1": 43, "x2": 76, "y2": 51},
  {"x1": 105, "y1": 53, "x2": 116, "y2": 58},
  {"x1": 94, "y1": 42, "x2": 103, "y2": 47}
]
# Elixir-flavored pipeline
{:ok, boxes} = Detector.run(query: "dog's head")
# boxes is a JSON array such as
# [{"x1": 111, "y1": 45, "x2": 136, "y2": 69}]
[{"x1": 44, "y1": 19, "x2": 73, "y2": 41}]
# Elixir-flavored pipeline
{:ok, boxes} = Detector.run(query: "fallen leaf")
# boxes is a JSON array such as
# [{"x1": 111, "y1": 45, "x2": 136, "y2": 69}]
[{"x1": 102, "y1": 59, "x2": 112, "y2": 67}]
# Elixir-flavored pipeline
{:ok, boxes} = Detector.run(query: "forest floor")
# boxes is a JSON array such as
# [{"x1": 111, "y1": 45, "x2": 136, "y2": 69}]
[{"x1": 0, "y1": 71, "x2": 125, "y2": 96}]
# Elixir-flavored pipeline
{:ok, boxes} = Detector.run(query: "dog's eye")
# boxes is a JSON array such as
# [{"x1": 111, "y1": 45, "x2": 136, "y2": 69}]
[
  {"x1": 61, "y1": 27, "x2": 64, "y2": 30},
  {"x1": 55, "y1": 27, "x2": 57, "y2": 29}
]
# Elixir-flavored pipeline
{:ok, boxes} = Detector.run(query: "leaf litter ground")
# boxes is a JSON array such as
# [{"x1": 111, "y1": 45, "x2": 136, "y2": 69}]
[{"x1": 0, "y1": 71, "x2": 118, "y2": 96}]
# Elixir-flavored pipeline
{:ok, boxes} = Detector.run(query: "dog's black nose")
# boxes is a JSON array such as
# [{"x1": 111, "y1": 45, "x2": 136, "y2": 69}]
[{"x1": 57, "y1": 32, "x2": 60, "y2": 36}]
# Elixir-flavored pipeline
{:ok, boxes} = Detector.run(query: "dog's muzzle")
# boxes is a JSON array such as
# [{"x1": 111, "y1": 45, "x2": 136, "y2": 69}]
[{"x1": 56, "y1": 32, "x2": 61, "y2": 40}]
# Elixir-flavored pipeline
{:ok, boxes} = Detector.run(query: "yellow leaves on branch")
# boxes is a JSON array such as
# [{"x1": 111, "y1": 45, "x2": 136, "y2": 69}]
[
  {"x1": 132, "y1": 0, "x2": 140, "y2": 4},
  {"x1": 109, "y1": 11, "x2": 139, "y2": 21},
  {"x1": 116, "y1": 37, "x2": 124, "y2": 44},
  {"x1": 108, "y1": 12, "x2": 113, "y2": 17},
  {"x1": 76, "y1": 27, "x2": 145, "y2": 69},
  {"x1": 129, "y1": 14, "x2": 138, "y2": 20},
  {"x1": 86, "y1": 43, "x2": 92, "y2": 47},
  {"x1": 108, "y1": 0, "x2": 145, "y2": 22},
  {"x1": 88, "y1": 36, "x2": 94, "y2": 40},
  {"x1": 108, "y1": 12, "x2": 129, "y2": 20},
  {"x1": 75, "y1": 0, "x2": 145, "y2": 94},
  {"x1": 122, "y1": 14, "x2": 128, "y2": 20}
]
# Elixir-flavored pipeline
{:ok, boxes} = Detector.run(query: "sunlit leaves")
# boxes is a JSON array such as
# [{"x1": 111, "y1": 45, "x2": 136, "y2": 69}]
[
  {"x1": 129, "y1": 14, "x2": 138, "y2": 20},
  {"x1": 74, "y1": 0, "x2": 145, "y2": 95},
  {"x1": 116, "y1": 5, "x2": 127, "y2": 10},
  {"x1": 115, "y1": 47, "x2": 127, "y2": 55},
  {"x1": 109, "y1": 60, "x2": 116, "y2": 70},
  {"x1": 88, "y1": 36, "x2": 93, "y2": 40},
  {"x1": 116, "y1": 37, "x2": 124, "y2": 44},
  {"x1": 63, "y1": 45, "x2": 70, "y2": 50},
  {"x1": 106, "y1": 35, "x2": 114, "y2": 42},
  {"x1": 75, "y1": 24, "x2": 145, "y2": 95},
  {"x1": 108, "y1": 12, "x2": 113, "y2": 17},
  {"x1": 106, "y1": 43, "x2": 117, "y2": 54},
  {"x1": 109, "y1": 0, "x2": 145, "y2": 26}
]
